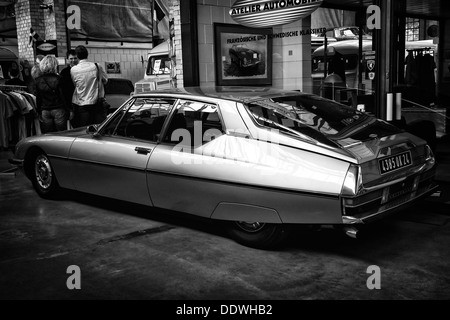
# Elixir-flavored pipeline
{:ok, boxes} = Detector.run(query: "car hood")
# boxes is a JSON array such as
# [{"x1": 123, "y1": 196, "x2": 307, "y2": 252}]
[{"x1": 50, "y1": 127, "x2": 91, "y2": 138}]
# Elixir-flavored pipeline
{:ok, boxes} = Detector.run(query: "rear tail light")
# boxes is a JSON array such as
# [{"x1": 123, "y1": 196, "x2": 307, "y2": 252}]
[
  {"x1": 341, "y1": 164, "x2": 363, "y2": 197},
  {"x1": 425, "y1": 145, "x2": 435, "y2": 163}
]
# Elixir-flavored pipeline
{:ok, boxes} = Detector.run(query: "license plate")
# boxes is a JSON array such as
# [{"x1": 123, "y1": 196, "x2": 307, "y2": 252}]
[{"x1": 379, "y1": 151, "x2": 412, "y2": 175}]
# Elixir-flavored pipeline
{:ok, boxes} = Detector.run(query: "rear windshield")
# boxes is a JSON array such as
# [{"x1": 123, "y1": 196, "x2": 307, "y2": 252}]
[{"x1": 246, "y1": 94, "x2": 376, "y2": 144}]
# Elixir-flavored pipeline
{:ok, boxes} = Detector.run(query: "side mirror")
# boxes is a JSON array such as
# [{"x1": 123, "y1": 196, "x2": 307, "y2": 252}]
[{"x1": 86, "y1": 125, "x2": 99, "y2": 136}]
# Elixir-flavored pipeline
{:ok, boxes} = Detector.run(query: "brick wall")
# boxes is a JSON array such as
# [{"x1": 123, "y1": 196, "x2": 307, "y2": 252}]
[
  {"x1": 169, "y1": 0, "x2": 183, "y2": 88},
  {"x1": 14, "y1": 0, "x2": 68, "y2": 63},
  {"x1": 53, "y1": 0, "x2": 68, "y2": 57},
  {"x1": 197, "y1": 0, "x2": 235, "y2": 88},
  {"x1": 14, "y1": 0, "x2": 41, "y2": 63}
]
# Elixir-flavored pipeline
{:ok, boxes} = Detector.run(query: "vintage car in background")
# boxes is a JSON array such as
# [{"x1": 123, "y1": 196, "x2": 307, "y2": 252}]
[
  {"x1": 229, "y1": 44, "x2": 261, "y2": 69},
  {"x1": 10, "y1": 87, "x2": 438, "y2": 249},
  {"x1": 104, "y1": 78, "x2": 134, "y2": 113}
]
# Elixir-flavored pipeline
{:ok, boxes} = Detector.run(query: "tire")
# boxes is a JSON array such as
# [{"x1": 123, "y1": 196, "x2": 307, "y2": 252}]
[
  {"x1": 225, "y1": 221, "x2": 289, "y2": 250},
  {"x1": 31, "y1": 152, "x2": 60, "y2": 199}
]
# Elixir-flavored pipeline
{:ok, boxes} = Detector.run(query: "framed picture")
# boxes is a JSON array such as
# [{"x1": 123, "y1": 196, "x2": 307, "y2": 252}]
[
  {"x1": 214, "y1": 23, "x2": 272, "y2": 86},
  {"x1": 105, "y1": 62, "x2": 121, "y2": 74}
]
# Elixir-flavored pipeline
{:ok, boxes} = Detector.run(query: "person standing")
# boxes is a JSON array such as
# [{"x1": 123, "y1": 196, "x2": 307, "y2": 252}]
[
  {"x1": 35, "y1": 56, "x2": 71, "y2": 133},
  {"x1": 71, "y1": 45, "x2": 108, "y2": 128},
  {"x1": 60, "y1": 49, "x2": 79, "y2": 113}
]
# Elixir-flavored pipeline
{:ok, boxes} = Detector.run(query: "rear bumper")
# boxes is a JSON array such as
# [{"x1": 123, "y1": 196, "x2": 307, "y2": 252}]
[
  {"x1": 342, "y1": 182, "x2": 439, "y2": 224},
  {"x1": 342, "y1": 168, "x2": 438, "y2": 224}
]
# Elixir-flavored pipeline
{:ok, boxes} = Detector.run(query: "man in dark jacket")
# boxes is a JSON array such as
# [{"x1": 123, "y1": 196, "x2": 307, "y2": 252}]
[{"x1": 60, "y1": 49, "x2": 78, "y2": 107}]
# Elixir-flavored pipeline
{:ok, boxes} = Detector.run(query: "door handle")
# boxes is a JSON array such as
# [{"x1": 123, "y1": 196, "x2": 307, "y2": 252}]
[{"x1": 135, "y1": 147, "x2": 152, "y2": 155}]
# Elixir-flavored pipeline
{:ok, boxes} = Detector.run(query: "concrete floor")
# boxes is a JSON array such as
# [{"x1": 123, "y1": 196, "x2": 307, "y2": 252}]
[{"x1": 1, "y1": 138, "x2": 450, "y2": 300}]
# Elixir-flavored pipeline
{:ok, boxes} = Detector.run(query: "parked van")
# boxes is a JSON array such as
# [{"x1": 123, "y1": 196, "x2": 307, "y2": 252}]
[
  {"x1": 134, "y1": 40, "x2": 172, "y2": 94},
  {"x1": 312, "y1": 39, "x2": 373, "y2": 96}
]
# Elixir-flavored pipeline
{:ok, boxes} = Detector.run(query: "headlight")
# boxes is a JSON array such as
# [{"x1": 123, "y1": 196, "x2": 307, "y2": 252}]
[{"x1": 341, "y1": 164, "x2": 363, "y2": 197}]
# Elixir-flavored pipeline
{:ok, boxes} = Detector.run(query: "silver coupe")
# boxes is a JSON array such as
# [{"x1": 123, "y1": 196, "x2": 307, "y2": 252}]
[{"x1": 10, "y1": 87, "x2": 438, "y2": 249}]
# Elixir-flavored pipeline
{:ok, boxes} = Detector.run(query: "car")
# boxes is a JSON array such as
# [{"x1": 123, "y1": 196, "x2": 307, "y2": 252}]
[
  {"x1": 10, "y1": 87, "x2": 438, "y2": 249},
  {"x1": 104, "y1": 78, "x2": 134, "y2": 113},
  {"x1": 229, "y1": 44, "x2": 261, "y2": 68}
]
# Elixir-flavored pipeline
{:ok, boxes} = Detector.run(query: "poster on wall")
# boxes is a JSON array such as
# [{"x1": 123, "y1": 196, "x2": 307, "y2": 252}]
[
  {"x1": 214, "y1": 23, "x2": 272, "y2": 86},
  {"x1": 106, "y1": 62, "x2": 121, "y2": 74}
]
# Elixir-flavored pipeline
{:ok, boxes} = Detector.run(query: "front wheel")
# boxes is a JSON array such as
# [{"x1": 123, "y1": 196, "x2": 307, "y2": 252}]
[
  {"x1": 32, "y1": 152, "x2": 60, "y2": 199},
  {"x1": 225, "y1": 221, "x2": 289, "y2": 249}
]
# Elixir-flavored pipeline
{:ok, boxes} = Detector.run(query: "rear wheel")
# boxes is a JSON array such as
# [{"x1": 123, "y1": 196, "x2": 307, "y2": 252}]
[
  {"x1": 31, "y1": 152, "x2": 60, "y2": 199},
  {"x1": 226, "y1": 221, "x2": 289, "y2": 249}
]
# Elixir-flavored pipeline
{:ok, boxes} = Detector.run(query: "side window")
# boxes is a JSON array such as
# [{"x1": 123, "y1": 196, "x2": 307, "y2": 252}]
[
  {"x1": 103, "y1": 98, "x2": 175, "y2": 142},
  {"x1": 147, "y1": 55, "x2": 171, "y2": 75},
  {"x1": 163, "y1": 100, "x2": 224, "y2": 147}
]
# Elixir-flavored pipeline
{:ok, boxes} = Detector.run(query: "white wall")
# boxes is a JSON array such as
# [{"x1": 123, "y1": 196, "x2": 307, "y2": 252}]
[
  {"x1": 71, "y1": 41, "x2": 153, "y2": 86},
  {"x1": 197, "y1": 0, "x2": 235, "y2": 87},
  {"x1": 196, "y1": 0, "x2": 312, "y2": 91},
  {"x1": 272, "y1": 17, "x2": 313, "y2": 92}
]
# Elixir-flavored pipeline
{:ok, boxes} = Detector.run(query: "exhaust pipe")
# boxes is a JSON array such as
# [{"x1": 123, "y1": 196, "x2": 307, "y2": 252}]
[{"x1": 343, "y1": 226, "x2": 358, "y2": 239}]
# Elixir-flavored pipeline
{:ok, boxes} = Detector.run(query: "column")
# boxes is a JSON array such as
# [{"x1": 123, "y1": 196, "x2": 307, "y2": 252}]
[
  {"x1": 14, "y1": 0, "x2": 68, "y2": 62},
  {"x1": 373, "y1": 0, "x2": 395, "y2": 120}
]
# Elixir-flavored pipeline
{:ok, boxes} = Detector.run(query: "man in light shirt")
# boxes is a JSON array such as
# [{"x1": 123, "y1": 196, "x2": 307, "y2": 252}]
[{"x1": 71, "y1": 45, "x2": 108, "y2": 127}]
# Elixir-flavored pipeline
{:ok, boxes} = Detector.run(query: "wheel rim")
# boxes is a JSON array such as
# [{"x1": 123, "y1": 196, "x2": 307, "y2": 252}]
[
  {"x1": 35, "y1": 155, "x2": 52, "y2": 190},
  {"x1": 235, "y1": 222, "x2": 266, "y2": 233}
]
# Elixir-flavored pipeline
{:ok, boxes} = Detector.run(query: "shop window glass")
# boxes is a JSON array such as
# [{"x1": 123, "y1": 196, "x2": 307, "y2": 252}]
[{"x1": 406, "y1": 18, "x2": 420, "y2": 41}]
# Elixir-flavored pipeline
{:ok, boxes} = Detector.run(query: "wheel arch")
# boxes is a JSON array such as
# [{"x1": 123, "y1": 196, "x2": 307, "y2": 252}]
[
  {"x1": 210, "y1": 202, "x2": 283, "y2": 224},
  {"x1": 23, "y1": 146, "x2": 47, "y2": 180}
]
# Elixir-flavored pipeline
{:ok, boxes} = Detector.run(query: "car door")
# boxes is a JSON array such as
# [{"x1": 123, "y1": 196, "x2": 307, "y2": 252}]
[
  {"x1": 69, "y1": 97, "x2": 176, "y2": 206},
  {"x1": 147, "y1": 98, "x2": 227, "y2": 216}
]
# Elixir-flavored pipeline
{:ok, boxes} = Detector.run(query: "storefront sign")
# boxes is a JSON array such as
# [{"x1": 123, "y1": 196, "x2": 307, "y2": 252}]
[
  {"x1": 36, "y1": 40, "x2": 58, "y2": 56},
  {"x1": 229, "y1": 0, "x2": 323, "y2": 28}
]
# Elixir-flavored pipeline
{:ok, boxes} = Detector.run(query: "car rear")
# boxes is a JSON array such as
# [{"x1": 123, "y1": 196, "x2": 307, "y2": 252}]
[
  {"x1": 340, "y1": 135, "x2": 437, "y2": 224},
  {"x1": 242, "y1": 92, "x2": 438, "y2": 226}
]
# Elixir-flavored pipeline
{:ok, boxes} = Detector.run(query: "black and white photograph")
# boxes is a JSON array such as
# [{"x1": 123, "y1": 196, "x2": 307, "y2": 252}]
[
  {"x1": 214, "y1": 23, "x2": 272, "y2": 86},
  {"x1": 105, "y1": 61, "x2": 121, "y2": 74},
  {"x1": 1, "y1": 0, "x2": 450, "y2": 307}
]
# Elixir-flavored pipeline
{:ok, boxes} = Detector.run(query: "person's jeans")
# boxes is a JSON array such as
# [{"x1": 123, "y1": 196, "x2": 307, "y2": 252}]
[
  {"x1": 41, "y1": 108, "x2": 68, "y2": 133},
  {"x1": 73, "y1": 104, "x2": 107, "y2": 128}
]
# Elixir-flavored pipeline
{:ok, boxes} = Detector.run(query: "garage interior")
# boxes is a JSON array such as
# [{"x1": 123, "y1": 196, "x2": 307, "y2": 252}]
[{"x1": 1, "y1": 0, "x2": 450, "y2": 300}]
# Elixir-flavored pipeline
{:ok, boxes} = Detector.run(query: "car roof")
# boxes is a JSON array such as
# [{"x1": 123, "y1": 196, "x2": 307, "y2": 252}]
[
  {"x1": 313, "y1": 40, "x2": 373, "y2": 56},
  {"x1": 133, "y1": 86, "x2": 309, "y2": 104}
]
